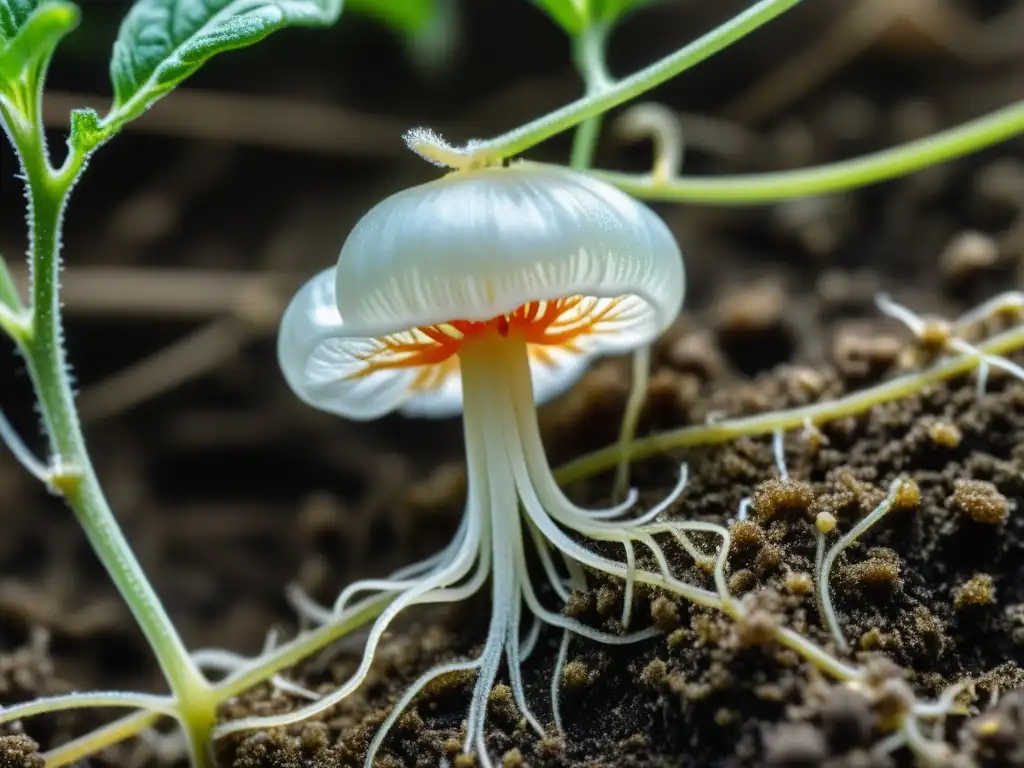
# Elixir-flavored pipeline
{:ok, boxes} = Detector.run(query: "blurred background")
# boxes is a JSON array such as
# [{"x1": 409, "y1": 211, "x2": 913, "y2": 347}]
[{"x1": 0, "y1": 0, "x2": 1022, "y2": 747}]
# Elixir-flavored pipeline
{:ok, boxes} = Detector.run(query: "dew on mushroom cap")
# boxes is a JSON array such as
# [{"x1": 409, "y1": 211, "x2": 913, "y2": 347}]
[{"x1": 236, "y1": 163, "x2": 695, "y2": 768}]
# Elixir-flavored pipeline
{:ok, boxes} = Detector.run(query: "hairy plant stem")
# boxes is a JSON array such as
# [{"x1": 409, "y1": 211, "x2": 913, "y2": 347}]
[
  {"x1": 4, "y1": 111, "x2": 217, "y2": 766},
  {"x1": 44, "y1": 593, "x2": 393, "y2": 767}
]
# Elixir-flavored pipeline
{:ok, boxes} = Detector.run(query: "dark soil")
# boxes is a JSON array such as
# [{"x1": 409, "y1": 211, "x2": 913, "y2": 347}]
[{"x1": 1, "y1": 1, "x2": 1023, "y2": 767}]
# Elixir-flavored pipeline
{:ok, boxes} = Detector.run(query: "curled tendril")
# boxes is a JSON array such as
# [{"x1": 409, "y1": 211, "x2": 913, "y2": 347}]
[{"x1": 614, "y1": 102, "x2": 685, "y2": 184}]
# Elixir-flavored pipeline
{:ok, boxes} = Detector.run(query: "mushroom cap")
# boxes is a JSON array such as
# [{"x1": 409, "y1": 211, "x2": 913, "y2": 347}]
[
  {"x1": 278, "y1": 164, "x2": 684, "y2": 421},
  {"x1": 334, "y1": 164, "x2": 683, "y2": 342},
  {"x1": 278, "y1": 268, "x2": 592, "y2": 419}
]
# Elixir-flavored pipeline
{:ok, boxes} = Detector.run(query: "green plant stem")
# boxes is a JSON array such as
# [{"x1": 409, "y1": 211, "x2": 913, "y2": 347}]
[
  {"x1": 44, "y1": 594, "x2": 392, "y2": 766},
  {"x1": 569, "y1": 23, "x2": 611, "y2": 170},
  {"x1": 473, "y1": 0, "x2": 801, "y2": 161},
  {"x1": 43, "y1": 711, "x2": 163, "y2": 768},
  {"x1": 570, "y1": 115, "x2": 602, "y2": 169},
  {"x1": 216, "y1": 594, "x2": 391, "y2": 699},
  {"x1": 554, "y1": 324, "x2": 1024, "y2": 484},
  {"x1": 574, "y1": 99, "x2": 1024, "y2": 204},
  {"x1": 4, "y1": 113, "x2": 217, "y2": 764}
]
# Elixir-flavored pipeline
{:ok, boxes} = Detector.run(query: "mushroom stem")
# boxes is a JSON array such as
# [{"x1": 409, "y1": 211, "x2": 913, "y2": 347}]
[{"x1": 219, "y1": 337, "x2": 710, "y2": 763}]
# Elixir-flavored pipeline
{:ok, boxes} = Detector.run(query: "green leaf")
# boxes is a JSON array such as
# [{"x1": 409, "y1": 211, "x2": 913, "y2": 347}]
[
  {"x1": 106, "y1": 0, "x2": 343, "y2": 128},
  {"x1": 0, "y1": 0, "x2": 34, "y2": 40},
  {"x1": 346, "y1": 0, "x2": 434, "y2": 37},
  {"x1": 589, "y1": 0, "x2": 656, "y2": 24},
  {"x1": 346, "y1": 0, "x2": 456, "y2": 74},
  {"x1": 527, "y1": 0, "x2": 661, "y2": 36},
  {"x1": 0, "y1": 0, "x2": 79, "y2": 87},
  {"x1": 527, "y1": 0, "x2": 585, "y2": 36}
]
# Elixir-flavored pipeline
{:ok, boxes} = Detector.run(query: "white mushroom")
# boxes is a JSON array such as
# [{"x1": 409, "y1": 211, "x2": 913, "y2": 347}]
[
  {"x1": 278, "y1": 164, "x2": 683, "y2": 419},
  {"x1": 221, "y1": 164, "x2": 711, "y2": 767}
]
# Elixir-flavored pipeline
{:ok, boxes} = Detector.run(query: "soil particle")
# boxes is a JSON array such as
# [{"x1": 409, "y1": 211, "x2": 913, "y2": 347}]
[
  {"x1": 662, "y1": 328, "x2": 729, "y2": 381},
  {"x1": 488, "y1": 684, "x2": 520, "y2": 727},
  {"x1": 819, "y1": 686, "x2": 874, "y2": 753},
  {"x1": 733, "y1": 609, "x2": 779, "y2": 648},
  {"x1": 926, "y1": 421, "x2": 963, "y2": 449},
  {"x1": 873, "y1": 678, "x2": 915, "y2": 723},
  {"x1": 949, "y1": 479, "x2": 1010, "y2": 524},
  {"x1": 754, "y1": 544, "x2": 785, "y2": 575},
  {"x1": 749, "y1": 479, "x2": 816, "y2": 521},
  {"x1": 939, "y1": 230, "x2": 1001, "y2": 287},
  {"x1": 0, "y1": 636, "x2": 60, "y2": 702},
  {"x1": 961, "y1": 688, "x2": 1024, "y2": 767},
  {"x1": 0, "y1": 636, "x2": 85, "y2": 758},
  {"x1": 829, "y1": 325, "x2": 904, "y2": 381},
  {"x1": 974, "y1": 159, "x2": 1024, "y2": 213},
  {"x1": 561, "y1": 661, "x2": 593, "y2": 689},
  {"x1": 594, "y1": 585, "x2": 620, "y2": 619},
  {"x1": 0, "y1": 736, "x2": 43, "y2": 768},
  {"x1": 649, "y1": 596, "x2": 681, "y2": 631},
  {"x1": 730, "y1": 519, "x2": 767, "y2": 553},
  {"x1": 841, "y1": 548, "x2": 901, "y2": 589},
  {"x1": 638, "y1": 659, "x2": 668, "y2": 688},
  {"x1": 1008, "y1": 604, "x2": 1024, "y2": 646},
  {"x1": 501, "y1": 747, "x2": 525, "y2": 767},
  {"x1": 891, "y1": 480, "x2": 921, "y2": 511},
  {"x1": 231, "y1": 730, "x2": 340, "y2": 768},
  {"x1": 827, "y1": 749, "x2": 897, "y2": 768},
  {"x1": 763, "y1": 722, "x2": 828, "y2": 767},
  {"x1": 563, "y1": 590, "x2": 591, "y2": 619},
  {"x1": 953, "y1": 573, "x2": 996, "y2": 610},
  {"x1": 783, "y1": 571, "x2": 814, "y2": 596},
  {"x1": 714, "y1": 279, "x2": 795, "y2": 376},
  {"x1": 729, "y1": 569, "x2": 757, "y2": 594},
  {"x1": 642, "y1": 369, "x2": 702, "y2": 426}
]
